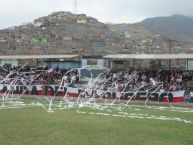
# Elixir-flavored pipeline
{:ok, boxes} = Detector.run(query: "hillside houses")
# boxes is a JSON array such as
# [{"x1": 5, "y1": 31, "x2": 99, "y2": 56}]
[{"x1": 1, "y1": 11, "x2": 192, "y2": 57}]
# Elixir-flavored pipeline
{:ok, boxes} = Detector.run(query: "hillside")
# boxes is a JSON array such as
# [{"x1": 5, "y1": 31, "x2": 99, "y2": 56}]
[
  {"x1": 1, "y1": 12, "x2": 193, "y2": 55},
  {"x1": 0, "y1": 11, "x2": 123, "y2": 55},
  {"x1": 136, "y1": 14, "x2": 193, "y2": 42},
  {"x1": 108, "y1": 23, "x2": 153, "y2": 40}
]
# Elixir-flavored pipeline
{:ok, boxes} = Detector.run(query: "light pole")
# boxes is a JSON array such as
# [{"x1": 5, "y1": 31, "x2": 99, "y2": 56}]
[{"x1": 168, "y1": 39, "x2": 172, "y2": 70}]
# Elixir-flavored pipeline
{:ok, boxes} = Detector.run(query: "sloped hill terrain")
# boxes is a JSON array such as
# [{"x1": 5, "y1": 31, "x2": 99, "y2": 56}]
[
  {"x1": 0, "y1": 11, "x2": 122, "y2": 55},
  {"x1": 1, "y1": 12, "x2": 193, "y2": 55},
  {"x1": 136, "y1": 14, "x2": 193, "y2": 42}
]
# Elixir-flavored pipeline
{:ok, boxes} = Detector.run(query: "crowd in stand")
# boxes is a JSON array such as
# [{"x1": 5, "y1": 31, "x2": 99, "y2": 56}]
[
  {"x1": 0, "y1": 65, "x2": 79, "y2": 86},
  {"x1": 102, "y1": 69, "x2": 193, "y2": 92},
  {"x1": 1, "y1": 65, "x2": 193, "y2": 93}
]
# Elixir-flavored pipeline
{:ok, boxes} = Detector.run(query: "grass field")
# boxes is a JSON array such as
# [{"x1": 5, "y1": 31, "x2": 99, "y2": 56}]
[{"x1": 0, "y1": 100, "x2": 193, "y2": 145}]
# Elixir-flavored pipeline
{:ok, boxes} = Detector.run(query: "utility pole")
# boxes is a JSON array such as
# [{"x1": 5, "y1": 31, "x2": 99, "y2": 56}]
[
  {"x1": 74, "y1": 0, "x2": 77, "y2": 14},
  {"x1": 168, "y1": 38, "x2": 172, "y2": 69}
]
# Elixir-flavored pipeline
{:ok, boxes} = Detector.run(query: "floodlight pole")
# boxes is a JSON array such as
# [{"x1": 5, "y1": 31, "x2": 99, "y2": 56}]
[
  {"x1": 168, "y1": 39, "x2": 172, "y2": 69},
  {"x1": 74, "y1": 0, "x2": 77, "y2": 14}
]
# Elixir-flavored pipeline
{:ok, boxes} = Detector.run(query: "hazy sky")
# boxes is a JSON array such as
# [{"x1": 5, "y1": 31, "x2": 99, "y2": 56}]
[{"x1": 1, "y1": 0, "x2": 193, "y2": 28}]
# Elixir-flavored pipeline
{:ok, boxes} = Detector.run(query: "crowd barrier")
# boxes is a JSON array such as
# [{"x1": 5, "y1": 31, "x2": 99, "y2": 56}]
[{"x1": 0, "y1": 85, "x2": 185, "y2": 103}]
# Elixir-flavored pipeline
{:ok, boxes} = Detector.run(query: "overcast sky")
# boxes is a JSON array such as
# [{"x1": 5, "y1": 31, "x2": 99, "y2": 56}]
[{"x1": 1, "y1": 0, "x2": 193, "y2": 28}]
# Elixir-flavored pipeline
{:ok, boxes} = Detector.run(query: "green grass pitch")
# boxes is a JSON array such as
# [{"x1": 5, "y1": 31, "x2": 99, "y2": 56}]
[{"x1": 0, "y1": 100, "x2": 193, "y2": 145}]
